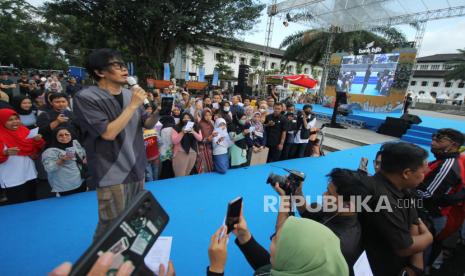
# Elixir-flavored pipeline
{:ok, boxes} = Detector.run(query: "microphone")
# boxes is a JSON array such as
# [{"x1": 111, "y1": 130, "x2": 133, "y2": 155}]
[{"x1": 127, "y1": 76, "x2": 150, "y2": 105}]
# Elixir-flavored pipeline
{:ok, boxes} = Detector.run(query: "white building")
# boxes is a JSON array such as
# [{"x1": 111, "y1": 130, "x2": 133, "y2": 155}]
[
  {"x1": 171, "y1": 40, "x2": 321, "y2": 89},
  {"x1": 408, "y1": 53, "x2": 465, "y2": 104}
]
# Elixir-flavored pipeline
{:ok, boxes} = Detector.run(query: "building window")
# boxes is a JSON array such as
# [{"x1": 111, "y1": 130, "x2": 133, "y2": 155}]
[
  {"x1": 420, "y1": 65, "x2": 429, "y2": 70},
  {"x1": 421, "y1": 81, "x2": 428, "y2": 86},
  {"x1": 410, "y1": 81, "x2": 416, "y2": 86},
  {"x1": 214, "y1": 53, "x2": 224, "y2": 62},
  {"x1": 445, "y1": 82, "x2": 452, "y2": 88},
  {"x1": 287, "y1": 65, "x2": 293, "y2": 74},
  {"x1": 304, "y1": 68, "x2": 309, "y2": 74},
  {"x1": 430, "y1": 92, "x2": 437, "y2": 98},
  {"x1": 433, "y1": 81, "x2": 439, "y2": 87},
  {"x1": 240, "y1": 57, "x2": 247, "y2": 65},
  {"x1": 261, "y1": 61, "x2": 267, "y2": 69},
  {"x1": 280, "y1": 64, "x2": 285, "y2": 71},
  {"x1": 228, "y1": 55, "x2": 235, "y2": 63},
  {"x1": 431, "y1": 65, "x2": 440, "y2": 70},
  {"x1": 271, "y1": 62, "x2": 276, "y2": 69},
  {"x1": 250, "y1": 58, "x2": 259, "y2": 67},
  {"x1": 459, "y1": 82, "x2": 464, "y2": 88}
]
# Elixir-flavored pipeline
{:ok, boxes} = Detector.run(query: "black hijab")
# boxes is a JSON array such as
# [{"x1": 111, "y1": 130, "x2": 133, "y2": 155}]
[
  {"x1": 11, "y1": 95, "x2": 33, "y2": 115},
  {"x1": 175, "y1": 112, "x2": 199, "y2": 153},
  {"x1": 232, "y1": 111, "x2": 248, "y2": 149},
  {"x1": 160, "y1": 115, "x2": 176, "y2": 130},
  {"x1": 49, "y1": 126, "x2": 75, "y2": 150}
]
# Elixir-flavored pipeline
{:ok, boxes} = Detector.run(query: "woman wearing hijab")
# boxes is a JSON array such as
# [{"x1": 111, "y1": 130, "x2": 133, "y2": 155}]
[
  {"x1": 11, "y1": 95, "x2": 38, "y2": 129},
  {"x1": 0, "y1": 108, "x2": 45, "y2": 204},
  {"x1": 196, "y1": 108, "x2": 215, "y2": 174},
  {"x1": 212, "y1": 118, "x2": 233, "y2": 174},
  {"x1": 171, "y1": 106, "x2": 182, "y2": 125},
  {"x1": 159, "y1": 116, "x2": 176, "y2": 179},
  {"x1": 229, "y1": 111, "x2": 249, "y2": 168},
  {"x1": 206, "y1": 212, "x2": 349, "y2": 276},
  {"x1": 245, "y1": 112, "x2": 267, "y2": 165},
  {"x1": 42, "y1": 126, "x2": 87, "y2": 196},
  {"x1": 171, "y1": 112, "x2": 203, "y2": 177},
  {"x1": 217, "y1": 100, "x2": 233, "y2": 131}
]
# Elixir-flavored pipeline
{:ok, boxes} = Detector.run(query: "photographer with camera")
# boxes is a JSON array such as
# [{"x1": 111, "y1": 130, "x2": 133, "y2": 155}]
[
  {"x1": 269, "y1": 168, "x2": 363, "y2": 275},
  {"x1": 293, "y1": 104, "x2": 318, "y2": 159}
]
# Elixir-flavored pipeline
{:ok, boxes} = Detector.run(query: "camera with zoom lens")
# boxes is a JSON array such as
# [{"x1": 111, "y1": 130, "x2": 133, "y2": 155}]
[{"x1": 266, "y1": 169, "x2": 306, "y2": 195}]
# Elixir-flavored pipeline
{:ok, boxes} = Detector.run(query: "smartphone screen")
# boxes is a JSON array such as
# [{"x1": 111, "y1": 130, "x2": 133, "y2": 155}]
[
  {"x1": 358, "y1": 157, "x2": 369, "y2": 172},
  {"x1": 225, "y1": 197, "x2": 243, "y2": 234},
  {"x1": 160, "y1": 97, "x2": 174, "y2": 116}
]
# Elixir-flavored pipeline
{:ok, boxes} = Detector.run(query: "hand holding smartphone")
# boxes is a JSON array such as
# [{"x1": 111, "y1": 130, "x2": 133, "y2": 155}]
[{"x1": 358, "y1": 157, "x2": 369, "y2": 173}]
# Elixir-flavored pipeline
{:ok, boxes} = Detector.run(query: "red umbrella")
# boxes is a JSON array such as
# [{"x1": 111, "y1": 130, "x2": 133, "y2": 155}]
[{"x1": 283, "y1": 74, "x2": 318, "y2": 89}]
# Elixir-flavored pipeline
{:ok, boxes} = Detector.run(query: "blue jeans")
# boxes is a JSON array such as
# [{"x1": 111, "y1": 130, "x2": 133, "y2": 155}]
[{"x1": 145, "y1": 160, "x2": 160, "y2": 182}]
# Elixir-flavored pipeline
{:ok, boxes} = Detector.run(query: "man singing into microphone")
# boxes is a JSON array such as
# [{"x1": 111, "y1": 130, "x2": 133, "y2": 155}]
[{"x1": 73, "y1": 49, "x2": 159, "y2": 239}]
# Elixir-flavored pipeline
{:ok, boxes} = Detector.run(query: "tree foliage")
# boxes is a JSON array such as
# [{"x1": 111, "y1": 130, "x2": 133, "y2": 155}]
[
  {"x1": 444, "y1": 49, "x2": 465, "y2": 82},
  {"x1": 43, "y1": 0, "x2": 264, "y2": 79},
  {"x1": 0, "y1": 0, "x2": 67, "y2": 69}
]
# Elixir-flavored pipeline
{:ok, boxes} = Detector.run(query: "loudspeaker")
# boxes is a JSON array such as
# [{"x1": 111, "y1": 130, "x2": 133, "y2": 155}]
[
  {"x1": 400, "y1": 114, "x2": 422, "y2": 125},
  {"x1": 234, "y1": 85, "x2": 252, "y2": 97},
  {"x1": 377, "y1": 117, "x2": 410, "y2": 137},
  {"x1": 238, "y1": 64, "x2": 250, "y2": 87}
]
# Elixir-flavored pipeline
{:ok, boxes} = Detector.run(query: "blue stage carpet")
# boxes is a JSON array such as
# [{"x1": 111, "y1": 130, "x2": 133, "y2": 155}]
[
  {"x1": 0, "y1": 143, "x2": 428, "y2": 276},
  {"x1": 297, "y1": 104, "x2": 465, "y2": 133}
]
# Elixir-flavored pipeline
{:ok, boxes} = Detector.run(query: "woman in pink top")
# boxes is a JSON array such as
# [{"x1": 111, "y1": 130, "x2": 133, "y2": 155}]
[{"x1": 171, "y1": 112, "x2": 203, "y2": 177}]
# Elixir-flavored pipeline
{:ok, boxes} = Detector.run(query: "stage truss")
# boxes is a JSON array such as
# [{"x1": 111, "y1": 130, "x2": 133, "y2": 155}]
[{"x1": 262, "y1": 0, "x2": 465, "y2": 97}]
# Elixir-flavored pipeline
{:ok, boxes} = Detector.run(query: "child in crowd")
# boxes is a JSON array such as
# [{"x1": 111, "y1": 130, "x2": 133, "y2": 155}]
[{"x1": 212, "y1": 118, "x2": 232, "y2": 174}]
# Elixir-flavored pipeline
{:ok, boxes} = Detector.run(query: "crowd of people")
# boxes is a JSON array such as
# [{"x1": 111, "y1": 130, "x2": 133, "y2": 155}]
[
  {"x1": 0, "y1": 65, "x2": 322, "y2": 205},
  {"x1": 2, "y1": 48, "x2": 465, "y2": 276}
]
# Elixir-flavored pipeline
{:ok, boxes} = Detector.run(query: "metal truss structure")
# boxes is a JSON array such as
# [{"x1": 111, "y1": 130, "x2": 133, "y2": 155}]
[{"x1": 262, "y1": 0, "x2": 465, "y2": 96}]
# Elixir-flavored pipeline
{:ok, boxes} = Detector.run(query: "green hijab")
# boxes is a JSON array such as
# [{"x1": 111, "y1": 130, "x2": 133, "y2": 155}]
[{"x1": 270, "y1": 217, "x2": 349, "y2": 276}]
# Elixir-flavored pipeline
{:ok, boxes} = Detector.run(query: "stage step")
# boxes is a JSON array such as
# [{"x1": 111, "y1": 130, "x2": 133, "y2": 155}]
[
  {"x1": 321, "y1": 136, "x2": 361, "y2": 152},
  {"x1": 405, "y1": 129, "x2": 433, "y2": 139},
  {"x1": 323, "y1": 132, "x2": 367, "y2": 147},
  {"x1": 400, "y1": 135, "x2": 431, "y2": 146},
  {"x1": 410, "y1": 124, "x2": 437, "y2": 134}
]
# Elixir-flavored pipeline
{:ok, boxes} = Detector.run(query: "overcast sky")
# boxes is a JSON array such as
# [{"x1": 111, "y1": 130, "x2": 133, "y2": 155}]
[{"x1": 28, "y1": 0, "x2": 465, "y2": 57}]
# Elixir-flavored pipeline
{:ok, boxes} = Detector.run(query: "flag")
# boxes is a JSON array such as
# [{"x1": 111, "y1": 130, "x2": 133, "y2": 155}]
[
  {"x1": 199, "y1": 67, "x2": 205, "y2": 82},
  {"x1": 163, "y1": 63, "x2": 170, "y2": 80},
  {"x1": 212, "y1": 69, "x2": 219, "y2": 86}
]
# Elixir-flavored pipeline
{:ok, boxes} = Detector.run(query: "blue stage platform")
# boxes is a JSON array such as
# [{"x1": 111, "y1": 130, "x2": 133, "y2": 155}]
[
  {"x1": 0, "y1": 144, "x2": 408, "y2": 276},
  {"x1": 297, "y1": 104, "x2": 465, "y2": 133},
  {"x1": 297, "y1": 104, "x2": 465, "y2": 146}
]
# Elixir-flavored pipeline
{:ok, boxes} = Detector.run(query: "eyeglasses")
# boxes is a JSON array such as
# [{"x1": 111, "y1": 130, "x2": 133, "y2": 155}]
[
  {"x1": 432, "y1": 133, "x2": 454, "y2": 143},
  {"x1": 58, "y1": 133, "x2": 71, "y2": 137},
  {"x1": 106, "y1": 61, "x2": 128, "y2": 71}
]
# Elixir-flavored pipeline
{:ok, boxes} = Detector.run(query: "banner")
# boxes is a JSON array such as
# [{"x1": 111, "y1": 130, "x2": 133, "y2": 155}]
[
  {"x1": 163, "y1": 63, "x2": 170, "y2": 81},
  {"x1": 199, "y1": 67, "x2": 205, "y2": 82},
  {"x1": 185, "y1": 70, "x2": 190, "y2": 81},
  {"x1": 212, "y1": 69, "x2": 219, "y2": 86}
]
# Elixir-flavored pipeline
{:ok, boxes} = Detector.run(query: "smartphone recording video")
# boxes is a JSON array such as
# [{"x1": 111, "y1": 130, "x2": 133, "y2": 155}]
[{"x1": 225, "y1": 197, "x2": 243, "y2": 234}]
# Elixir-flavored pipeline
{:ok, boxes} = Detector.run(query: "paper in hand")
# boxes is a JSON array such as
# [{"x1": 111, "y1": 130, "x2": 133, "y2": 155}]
[
  {"x1": 144, "y1": 236, "x2": 172, "y2": 275},
  {"x1": 27, "y1": 127, "x2": 39, "y2": 139},
  {"x1": 353, "y1": 251, "x2": 373, "y2": 276},
  {"x1": 184, "y1": 121, "x2": 194, "y2": 131}
]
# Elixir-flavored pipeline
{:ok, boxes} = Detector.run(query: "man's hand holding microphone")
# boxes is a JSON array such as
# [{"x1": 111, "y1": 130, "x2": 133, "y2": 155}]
[{"x1": 127, "y1": 77, "x2": 149, "y2": 110}]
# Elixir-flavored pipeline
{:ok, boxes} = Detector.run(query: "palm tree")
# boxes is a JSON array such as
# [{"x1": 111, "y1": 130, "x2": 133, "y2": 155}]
[
  {"x1": 444, "y1": 49, "x2": 465, "y2": 81},
  {"x1": 279, "y1": 27, "x2": 409, "y2": 66}
]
